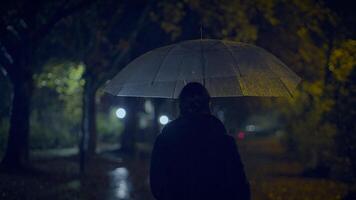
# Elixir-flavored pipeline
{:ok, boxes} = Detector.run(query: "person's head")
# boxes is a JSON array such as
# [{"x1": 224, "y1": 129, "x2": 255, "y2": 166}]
[{"x1": 179, "y1": 82, "x2": 211, "y2": 116}]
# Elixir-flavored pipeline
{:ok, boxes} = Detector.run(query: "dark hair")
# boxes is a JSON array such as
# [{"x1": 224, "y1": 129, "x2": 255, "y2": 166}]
[{"x1": 179, "y1": 82, "x2": 211, "y2": 116}]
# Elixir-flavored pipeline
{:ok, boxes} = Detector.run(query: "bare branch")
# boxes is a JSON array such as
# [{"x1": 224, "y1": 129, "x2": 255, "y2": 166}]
[
  {"x1": 0, "y1": 42, "x2": 14, "y2": 74},
  {"x1": 0, "y1": 54, "x2": 13, "y2": 79},
  {"x1": 32, "y1": 0, "x2": 95, "y2": 43},
  {"x1": 96, "y1": 1, "x2": 153, "y2": 89},
  {"x1": 0, "y1": 65, "x2": 7, "y2": 76}
]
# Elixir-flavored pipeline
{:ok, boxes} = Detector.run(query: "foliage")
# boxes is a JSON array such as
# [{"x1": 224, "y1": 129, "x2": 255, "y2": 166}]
[
  {"x1": 150, "y1": 0, "x2": 260, "y2": 42},
  {"x1": 281, "y1": 36, "x2": 355, "y2": 180},
  {"x1": 96, "y1": 108, "x2": 124, "y2": 144},
  {"x1": 150, "y1": 1, "x2": 185, "y2": 40},
  {"x1": 30, "y1": 62, "x2": 84, "y2": 149},
  {"x1": 329, "y1": 40, "x2": 356, "y2": 82},
  {"x1": 30, "y1": 110, "x2": 77, "y2": 149},
  {"x1": 328, "y1": 40, "x2": 356, "y2": 181},
  {"x1": 30, "y1": 61, "x2": 125, "y2": 148}
]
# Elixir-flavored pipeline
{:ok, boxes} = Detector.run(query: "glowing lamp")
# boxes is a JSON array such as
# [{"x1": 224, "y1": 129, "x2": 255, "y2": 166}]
[
  {"x1": 159, "y1": 115, "x2": 169, "y2": 125},
  {"x1": 115, "y1": 108, "x2": 126, "y2": 119}
]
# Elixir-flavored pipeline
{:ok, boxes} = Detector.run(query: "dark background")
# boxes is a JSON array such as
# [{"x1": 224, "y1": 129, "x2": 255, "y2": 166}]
[{"x1": 0, "y1": 0, "x2": 355, "y2": 199}]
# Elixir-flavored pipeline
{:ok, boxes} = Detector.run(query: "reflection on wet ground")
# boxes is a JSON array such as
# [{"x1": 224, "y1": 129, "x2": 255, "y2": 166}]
[{"x1": 108, "y1": 167, "x2": 132, "y2": 200}]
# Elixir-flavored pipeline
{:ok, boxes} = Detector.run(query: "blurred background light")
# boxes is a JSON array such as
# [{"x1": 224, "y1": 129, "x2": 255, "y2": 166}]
[
  {"x1": 115, "y1": 108, "x2": 126, "y2": 119},
  {"x1": 246, "y1": 124, "x2": 256, "y2": 132},
  {"x1": 159, "y1": 115, "x2": 169, "y2": 125}
]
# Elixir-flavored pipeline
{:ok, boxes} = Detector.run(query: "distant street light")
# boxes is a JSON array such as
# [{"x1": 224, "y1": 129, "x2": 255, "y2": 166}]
[
  {"x1": 246, "y1": 124, "x2": 256, "y2": 132},
  {"x1": 115, "y1": 108, "x2": 126, "y2": 119},
  {"x1": 159, "y1": 115, "x2": 169, "y2": 125}
]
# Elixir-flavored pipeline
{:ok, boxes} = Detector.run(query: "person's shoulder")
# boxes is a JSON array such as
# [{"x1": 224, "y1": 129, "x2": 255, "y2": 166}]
[
  {"x1": 207, "y1": 114, "x2": 223, "y2": 124},
  {"x1": 204, "y1": 114, "x2": 227, "y2": 133},
  {"x1": 159, "y1": 117, "x2": 183, "y2": 136},
  {"x1": 156, "y1": 118, "x2": 184, "y2": 145},
  {"x1": 223, "y1": 134, "x2": 236, "y2": 144},
  {"x1": 161, "y1": 117, "x2": 181, "y2": 131}
]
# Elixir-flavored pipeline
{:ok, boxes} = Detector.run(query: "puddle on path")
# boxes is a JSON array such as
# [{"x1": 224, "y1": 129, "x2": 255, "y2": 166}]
[{"x1": 108, "y1": 167, "x2": 132, "y2": 200}]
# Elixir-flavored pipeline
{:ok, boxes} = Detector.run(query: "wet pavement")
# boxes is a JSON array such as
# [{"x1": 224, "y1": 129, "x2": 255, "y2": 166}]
[
  {"x1": 0, "y1": 137, "x2": 348, "y2": 200},
  {"x1": 108, "y1": 167, "x2": 132, "y2": 200}
]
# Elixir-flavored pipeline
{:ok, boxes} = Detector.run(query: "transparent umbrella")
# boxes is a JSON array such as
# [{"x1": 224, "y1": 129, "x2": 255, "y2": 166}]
[{"x1": 104, "y1": 39, "x2": 301, "y2": 98}]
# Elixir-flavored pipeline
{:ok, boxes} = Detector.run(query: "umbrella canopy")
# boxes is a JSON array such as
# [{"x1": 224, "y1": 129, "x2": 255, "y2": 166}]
[{"x1": 104, "y1": 39, "x2": 301, "y2": 98}]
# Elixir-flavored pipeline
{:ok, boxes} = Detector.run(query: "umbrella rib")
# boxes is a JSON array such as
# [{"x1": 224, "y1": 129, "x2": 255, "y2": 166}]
[
  {"x1": 200, "y1": 39, "x2": 206, "y2": 86},
  {"x1": 277, "y1": 78, "x2": 294, "y2": 98},
  {"x1": 115, "y1": 85, "x2": 124, "y2": 96},
  {"x1": 204, "y1": 40, "x2": 221, "y2": 51},
  {"x1": 172, "y1": 55, "x2": 185, "y2": 98},
  {"x1": 221, "y1": 41, "x2": 243, "y2": 77},
  {"x1": 256, "y1": 46, "x2": 301, "y2": 84},
  {"x1": 151, "y1": 45, "x2": 176, "y2": 85},
  {"x1": 256, "y1": 50, "x2": 295, "y2": 98},
  {"x1": 221, "y1": 41, "x2": 244, "y2": 95}
]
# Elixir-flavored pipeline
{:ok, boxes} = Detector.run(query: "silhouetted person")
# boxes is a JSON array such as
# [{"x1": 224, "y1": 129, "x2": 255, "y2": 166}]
[{"x1": 150, "y1": 82, "x2": 250, "y2": 200}]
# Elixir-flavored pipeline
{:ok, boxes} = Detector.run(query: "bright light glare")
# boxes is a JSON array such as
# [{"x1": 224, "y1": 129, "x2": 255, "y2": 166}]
[
  {"x1": 246, "y1": 125, "x2": 256, "y2": 132},
  {"x1": 110, "y1": 167, "x2": 129, "y2": 199},
  {"x1": 115, "y1": 108, "x2": 126, "y2": 119},
  {"x1": 159, "y1": 115, "x2": 169, "y2": 125}
]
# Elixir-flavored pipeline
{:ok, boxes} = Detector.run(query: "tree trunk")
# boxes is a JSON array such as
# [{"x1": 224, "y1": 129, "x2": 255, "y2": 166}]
[
  {"x1": 120, "y1": 98, "x2": 140, "y2": 155},
  {"x1": 1, "y1": 76, "x2": 33, "y2": 170},
  {"x1": 79, "y1": 73, "x2": 97, "y2": 172}
]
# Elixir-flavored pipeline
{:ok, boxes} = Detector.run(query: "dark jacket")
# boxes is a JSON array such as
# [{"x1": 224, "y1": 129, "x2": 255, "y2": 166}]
[{"x1": 150, "y1": 114, "x2": 250, "y2": 200}]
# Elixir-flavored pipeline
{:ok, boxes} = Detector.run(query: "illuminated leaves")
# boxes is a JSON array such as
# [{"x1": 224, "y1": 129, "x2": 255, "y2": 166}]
[
  {"x1": 330, "y1": 40, "x2": 356, "y2": 82},
  {"x1": 34, "y1": 62, "x2": 85, "y2": 99},
  {"x1": 254, "y1": 0, "x2": 280, "y2": 26}
]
